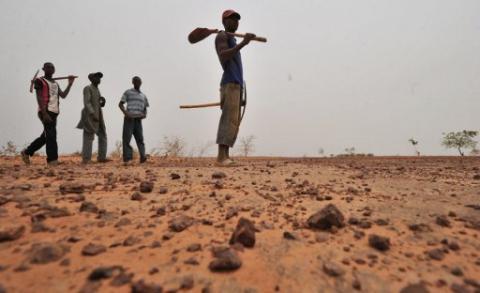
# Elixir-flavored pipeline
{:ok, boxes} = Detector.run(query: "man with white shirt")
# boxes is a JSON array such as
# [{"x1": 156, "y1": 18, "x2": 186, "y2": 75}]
[{"x1": 119, "y1": 76, "x2": 149, "y2": 164}]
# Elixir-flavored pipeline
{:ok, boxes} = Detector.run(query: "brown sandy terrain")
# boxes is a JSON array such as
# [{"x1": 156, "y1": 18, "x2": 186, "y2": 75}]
[{"x1": 0, "y1": 155, "x2": 479, "y2": 293}]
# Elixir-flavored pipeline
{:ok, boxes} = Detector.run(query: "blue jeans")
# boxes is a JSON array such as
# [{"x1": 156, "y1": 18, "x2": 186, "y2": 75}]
[{"x1": 122, "y1": 117, "x2": 145, "y2": 162}]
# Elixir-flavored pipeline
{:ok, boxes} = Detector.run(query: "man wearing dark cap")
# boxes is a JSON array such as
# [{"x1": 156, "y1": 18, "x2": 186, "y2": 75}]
[
  {"x1": 21, "y1": 62, "x2": 75, "y2": 165},
  {"x1": 76, "y1": 72, "x2": 108, "y2": 164},
  {"x1": 119, "y1": 76, "x2": 149, "y2": 164},
  {"x1": 215, "y1": 10, "x2": 256, "y2": 165}
]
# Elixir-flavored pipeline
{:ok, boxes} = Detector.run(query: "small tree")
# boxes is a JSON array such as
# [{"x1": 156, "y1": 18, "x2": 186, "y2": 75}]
[
  {"x1": 0, "y1": 141, "x2": 19, "y2": 156},
  {"x1": 197, "y1": 141, "x2": 215, "y2": 157},
  {"x1": 110, "y1": 141, "x2": 123, "y2": 159},
  {"x1": 408, "y1": 138, "x2": 420, "y2": 156},
  {"x1": 344, "y1": 147, "x2": 355, "y2": 156},
  {"x1": 238, "y1": 135, "x2": 256, "y2": 157},
  {"x1": 318, "y1": 147, "x2": 324, "y2": 156},
  {"x1": 158, "y1": 136, "x2": 186, "y2": 157},
  {"x1": 441, "y1": 130, "x2": 478, "y2": 156}
]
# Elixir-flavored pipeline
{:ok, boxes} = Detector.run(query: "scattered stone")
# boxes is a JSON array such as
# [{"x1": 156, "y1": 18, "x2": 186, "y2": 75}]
[
  {"x1": 0, "y1": 225, "x2": 25, "y2": 242},
  {"x1": 31, "y1": 222, "x2": 54, "y2": 233},
  {"x1": 156, "y1": 207, "x2": 166, "y2": 216},
  {"x1": 399, "y1": 283, "x2": 430, "y2": 293},
  {"x1": 0, "y1": 196, "x2": 9, "y2": 206},
  {"x1": 212, "y1": 171, "x2": 227, "y2": 179},
  {"x1": 180, "y1": 275, "x2": 194, "y2": 290},
  {"x1": 59, "y1": 182, "x2": 85, "y2": 194},
  {"x1": 115, "y1": 218, "x2": 132, "y2": 228},
  {"x1": 436, "y1": 215, "x2": 451, "y2": 227},
  {"x1": 448, "y1": 241, "x2": 460, "y2": 251},
  {"x1": 131, "y1": 280, "x2": 163, "y2": 293},
  {"x1": 170, "y1": 173, "x2": 181, "y2": 180},
  {"x1": 408, "y1": 223, "x2": 432, "y2": 233},
  {"x1": 110, "y1": 272, "x2": 134, "y2": 287},
  {"x1": 450, "y1": 267, "x2": 463, "y2": 276},
  {"x1": 28, "y1": 242, "x2": 69, "y2": 264},
  {"x1": 322, "y1": 261, "x2": 345, "y2": 277},
  {"x1": 229, "y1": 218, "x2": 256, "y2": 248},
  {"x1": 208, "y1": 247, "x2": 242, "y2": 272},
  {"x1": 123, "y1": 236, "x2": 140, "y2": 246},
  {"x1": 79, "y1": 201, "x2": 99, "y2": 213},
  {"x1": 139, "y1": 181, "x2": 154, "y2": 193},
  {"x1": 184, "y1": 257, "x2": 199, "y2": 266},
  {"x1": 307, "y1": 204, "x2": 345, "y2": 231},
  {"x1": 158, "y1": 187, "x2": 168, "y2": 194},
  {"x1": 450, "y1": 283, "x2": 469, "y2": 293},
  {"x1": 187, "y1": 243, "x2": 202, "y2": 252},
  {"x1": 368, "y1": 234, "x2": 390, "y2": 251},
  {"x1": 88, "y1": 266, "x2": 123, "y2": 281},
  {"x1": 283, "y1": 231, "x2": 298, "y2": 240},
  {"x1": 131, "y1": 192, "x2": 145, "y2": 201},
  {"x1": 225, "y1": 207, "x2": 239, "y2": 220},
  {"x1": 81, "y1": 243, "x2": 107, "y2": 256},
  {"x1": 169, "y1": 215, "x2": 194, "y2": 232},
  {"x1": 427, "y1": 248, "x2": 445, "y2": 261}
]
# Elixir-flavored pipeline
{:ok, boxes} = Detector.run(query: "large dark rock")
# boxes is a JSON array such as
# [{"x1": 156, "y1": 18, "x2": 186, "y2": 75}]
[
  {"x1": 131, "y1": 280, "x2": 163, "y2": 293},
  {"x1": 307, "y1": 204, "x2": 345, "y2": 230},
  {"x1": 212, "y1": 171, "x2": 227, "y2": 179},
  {"x1": 59, "y1": 182, "x2": 85, "y2": 194},
  {"x1": 139, "y1": 181, "x2": 154, "y2": 193},
  {"x1": 79, "y1": 201, "x2": 99, "y2": 213},
  {"x1": 81, "y1": 243, "x2": 107, "y2": 256},
  {"x1": 88, "y1": 266, "x2": 123, "y2": 281},
  {"x1": 368, "y1": 234, "x2": 391, "y2": 251},
  {"x1": 208, "y1": 247, "x2": 242, "y2": 272},
  {"x1": 0, "y1": 225, "x2": 25, "y2": 242},
  {"x1": 28, "y1": 242, "x2": 69, "y2": 264},
  {"x1": 229, "y1": 218, "x2": 256, "y2": 248},
  {"x1": 400, "y1": 283, "x2": 430, "y2": 293},
  {"x1": 169, "y1": 215, "x2": 194, "y2": 232},
  {"x1": 323, "y1": 261, "x2": 345, "y2": 277}
]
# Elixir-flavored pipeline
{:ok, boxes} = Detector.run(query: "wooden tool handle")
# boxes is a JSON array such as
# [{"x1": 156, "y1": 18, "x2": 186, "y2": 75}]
[
  {"x1": 53, "y1": 75, "x2": 78, "y2": 80},
  {"x1": 228, "y1": 32, "x2": 267, "y2": 43},
  {"x1": 180, "y1": 102, "x2": 221, "y2": 109}
]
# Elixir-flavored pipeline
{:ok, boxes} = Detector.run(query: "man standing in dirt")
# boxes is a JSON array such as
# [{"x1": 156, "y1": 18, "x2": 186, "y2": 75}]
[
  {"x1": 21, "y1": 62, "x2": 75, "y2": 165},
  {"x1": 119, "y1": 76, "x2": 149, "y2": 165},
  {"x1": 76, "y1": 72, "x2": 108, "y2": 164},
  {"x1": 215, "y1": 10, "x2": 255, "y2": 165}
]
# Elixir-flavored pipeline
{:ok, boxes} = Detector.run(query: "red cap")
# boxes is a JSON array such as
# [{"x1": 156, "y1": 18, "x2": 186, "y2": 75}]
[{"x1": 222, "y1": 9, "x2": 241, "y2": 20}]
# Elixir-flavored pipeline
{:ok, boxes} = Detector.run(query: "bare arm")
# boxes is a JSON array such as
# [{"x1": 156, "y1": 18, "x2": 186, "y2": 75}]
[
  {"x1": 119, "y1": 101, "x2": 131, "y2": 118},
  {"x1": 215, "y1": 32, "x2": 255, "y2": 65},
  {"x1": 58, "y1": 76, "x2": 75, "y2": 98}
]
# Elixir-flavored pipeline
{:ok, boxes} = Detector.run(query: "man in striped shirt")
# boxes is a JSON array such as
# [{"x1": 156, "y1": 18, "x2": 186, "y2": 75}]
[{"x1": 119, "y1": 76, "x2": 149, "y2": 164}]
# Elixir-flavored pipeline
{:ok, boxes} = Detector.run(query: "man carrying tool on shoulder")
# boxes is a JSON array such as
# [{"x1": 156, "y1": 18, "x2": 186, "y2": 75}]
[
  {"x1": 215, "y1": 9, "x2": 256, "y2": 166},
  {"x1": 21, "y1": 62, "x2": 75, "y2": 166}
]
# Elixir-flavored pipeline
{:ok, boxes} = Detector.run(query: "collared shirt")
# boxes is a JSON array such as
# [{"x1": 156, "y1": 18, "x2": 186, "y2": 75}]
[{"x1": 120, "y1": 88, "x2": 149, "y2": 116}]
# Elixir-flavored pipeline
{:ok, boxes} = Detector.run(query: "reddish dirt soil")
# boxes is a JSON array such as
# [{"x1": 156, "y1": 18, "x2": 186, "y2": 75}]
[{"x1": 0, "y1": 156, "x2": 479, "y2": 293}]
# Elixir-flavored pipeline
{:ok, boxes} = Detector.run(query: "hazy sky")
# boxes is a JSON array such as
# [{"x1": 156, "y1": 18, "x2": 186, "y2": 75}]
[{"x1": 0, "y1": 0, "x2": 479, "y2": 156}]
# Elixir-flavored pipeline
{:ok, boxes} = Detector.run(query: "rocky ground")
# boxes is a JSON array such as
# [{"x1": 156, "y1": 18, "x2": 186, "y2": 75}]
[{"x1": 0, "y1": 155, "x2": 479, "y2": 293}]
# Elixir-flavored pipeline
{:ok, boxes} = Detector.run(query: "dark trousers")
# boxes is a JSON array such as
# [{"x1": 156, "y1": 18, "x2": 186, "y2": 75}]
[
  {"x1": 122, "y1": 117, "x2": 145, "y2": 162},
  {"x1": 25, "y1": 111, "x2": 59, "y2": 162}
]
